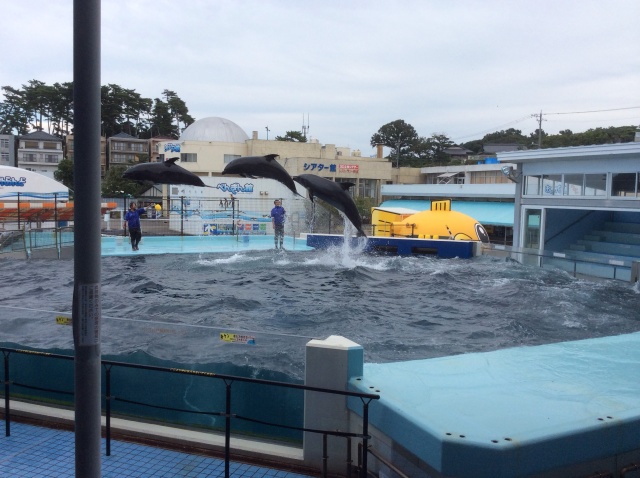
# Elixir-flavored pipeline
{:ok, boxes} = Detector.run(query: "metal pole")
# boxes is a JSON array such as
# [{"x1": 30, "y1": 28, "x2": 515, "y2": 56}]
[
  {"x1": 3, "y1": 352, "x2": 10, "y2": 437},
  {"x1": 72, "y1": 1, "x2": 102, "y2": 476},
  {"x1": 180, "y1": 196, "x2": 184, "y2": 236},
  {"x1": 224, "y1": 381, "x2": 232, "y2": 478},
  {"x1": 106, "y1": 366, "x2": 111, "y2": 456},
  {"x1": 361, "y1": 401, "x2": 370, "y2": 478}
]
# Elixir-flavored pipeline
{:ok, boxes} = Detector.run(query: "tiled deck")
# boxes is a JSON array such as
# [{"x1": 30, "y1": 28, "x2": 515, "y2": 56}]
[{"x1": 0, "y1": 420, "x2": 314, "y2": 478}]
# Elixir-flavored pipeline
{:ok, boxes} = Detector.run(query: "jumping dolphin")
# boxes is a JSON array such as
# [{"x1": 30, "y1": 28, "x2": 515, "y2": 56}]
[
  {"x1": 122, "y1": 157, "x2": 207, "y2": 187},
  {"x1": 222, "y1": 154, "x2": 302, "y2": 197},
  {"x1": 293, "y1": 174, "x2": 367, "y2": 237}
]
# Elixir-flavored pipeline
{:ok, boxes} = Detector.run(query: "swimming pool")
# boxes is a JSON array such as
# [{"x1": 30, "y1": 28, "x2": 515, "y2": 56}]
[{"x1": 101, "y1": 234, "x2": 314, "y2": 256}]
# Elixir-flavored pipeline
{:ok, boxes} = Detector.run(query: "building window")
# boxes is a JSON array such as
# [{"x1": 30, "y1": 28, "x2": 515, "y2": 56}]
[
  {"x1": 542, "y1": 174, "x2": 563, "y2": 195},
  {"x1": 181, "y1": 153, "x2": 197, "y2": 162},
  {"x1": 23, "y1": 153, "x2": 38, "y2": 162},
  {"x1": 611, "y1": 172, "x2": 637, "y2": 197},
  {"x1": 224, "y1": 154, "x2": 241, "y2": 164},
  {"x1": 24, "y1": 141, "x2": 39, "y2": 149},
  {"x1": 358, "y1": 179, "x2": 377, "y2": 199},
  {"x1": 564, "y1": 174, "x2": 583, "y2": 196},
  {"x1": 1, "y1": 153, "x2": 9, "y2": 162},
  {"x1": 110, "y1": 153, "x2": 128, "y2": 163},
  {"x1": 0, "y1": 139, "x2": 9, "y2": 148},
  {"x1": 112, "y1": 142, "x2": 126, "y2": 151},
  {"x1": 524, "y1": 175, "x2": 542, "y2": 195},
  {"x1": 43, "y1": 142, "x2": 59, "y2": 150},
  {"x1": 45, "y1": 154, "x2": 59, "y2": 163},
  {"x1": 584, "y1": 174, "x2": 607, "y2": 196}
]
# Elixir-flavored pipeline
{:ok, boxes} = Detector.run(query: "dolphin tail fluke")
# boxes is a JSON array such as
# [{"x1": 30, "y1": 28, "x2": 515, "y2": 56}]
[
  {"x1": 166, "y1": 157, "x2": 179, "y2": 166},
  {"x1": 265, "y1": 154, "x2": 280, "y2": 161}
]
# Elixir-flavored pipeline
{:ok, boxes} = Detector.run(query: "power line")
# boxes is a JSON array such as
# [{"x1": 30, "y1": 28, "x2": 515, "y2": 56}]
[
  {"x1": 452, "y1": 106, "x2": 640, "y2": 143},
  {"x1": 545, "y1": 106, "x2": 640, "y2": 115},
  {"x1": 452, "y1": 115, "x2": 531, "y2": 142}
]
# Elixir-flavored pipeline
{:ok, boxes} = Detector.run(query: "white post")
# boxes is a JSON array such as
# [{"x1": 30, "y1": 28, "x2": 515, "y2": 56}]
[{"x1": 303, "y1": 335, "x2": 364, "y2": 473}]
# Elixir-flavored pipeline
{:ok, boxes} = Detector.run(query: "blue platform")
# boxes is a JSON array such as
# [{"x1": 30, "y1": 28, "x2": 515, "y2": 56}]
[
  {"x1": 348, "y1": 332, "x2": 640, "y2": 478},
  {"x1": 305, "y1": 233, "x2": 479, "y2": 258}
]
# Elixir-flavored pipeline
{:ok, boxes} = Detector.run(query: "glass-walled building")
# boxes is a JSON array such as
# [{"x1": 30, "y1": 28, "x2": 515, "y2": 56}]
[{"x1": 498, "y1": 142, "x2": 640, "y2": 278}]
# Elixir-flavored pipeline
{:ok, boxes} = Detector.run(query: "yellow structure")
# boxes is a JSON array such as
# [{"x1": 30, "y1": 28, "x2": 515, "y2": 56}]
[{"x1": 371, "y1": 200, "x2": 490, "y2": 243}]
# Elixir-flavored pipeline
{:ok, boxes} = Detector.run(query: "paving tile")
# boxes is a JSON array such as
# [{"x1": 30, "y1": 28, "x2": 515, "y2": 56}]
[{"x1": 0, "y1": 420, "x2": 313, "y2": 478}]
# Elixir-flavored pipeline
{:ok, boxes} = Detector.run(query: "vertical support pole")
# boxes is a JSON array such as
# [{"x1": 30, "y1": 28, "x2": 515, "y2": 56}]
[
  {"x1": 360, "y1": 401, "x2": 370, "y2": 478},
  {"x1": 180, "y1": 196, "x2": 184, "y2": 236},
  {"x1": 232, "y1": 198, "x2": 236, "y2": 236},
  {"x1": 224, "y1": 380, "x2": 232, "y2": 478},
  {"x1": 346, "y1": 437, "x2": 352, "y2": 477},
  {"x1": 105, "y1": 366, "x2": 111, "y2": 456},
  {"x1": 54, "y1": 193, "x2": 60, "y2": 258},
  {"x1": 17, "y1": 192, "x2": 21, "y2": 230},
  {"x1": 322, "y1": 433, "x2": 328, "y2": 478},
  {"x1": 3, "y1": 352, "x2": 10, "y2": 437},
  {"x1": 72, "y1": 0, "x2": 102, "y2": 476}
]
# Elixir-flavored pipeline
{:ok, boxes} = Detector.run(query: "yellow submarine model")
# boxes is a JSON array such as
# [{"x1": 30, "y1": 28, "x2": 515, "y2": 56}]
[{"x1": 371, "y1": 199, "x2": 490, "y2": 243}]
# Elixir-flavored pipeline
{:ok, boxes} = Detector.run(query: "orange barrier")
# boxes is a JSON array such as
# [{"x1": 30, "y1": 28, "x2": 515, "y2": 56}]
[{"x1": 0, "y1": 202, "x2": 117, "y2": 222}]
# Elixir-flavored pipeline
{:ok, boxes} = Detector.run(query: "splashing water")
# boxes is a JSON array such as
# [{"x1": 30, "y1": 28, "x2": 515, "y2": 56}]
[{"x1": 1, "y1": 246, "x2": 639, "y2": 381}]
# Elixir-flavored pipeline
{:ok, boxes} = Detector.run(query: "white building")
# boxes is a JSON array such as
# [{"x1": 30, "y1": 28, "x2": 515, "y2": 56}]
[{"x1": 17, "y1": 131, "x2": 64, "y2": 178}]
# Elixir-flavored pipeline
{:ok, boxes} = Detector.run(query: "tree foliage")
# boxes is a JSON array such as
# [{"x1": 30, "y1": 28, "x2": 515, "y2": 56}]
[
  {"x1": 371, "y1": 120, "x2": 639, "y2": 167},
  {"x1": 53, "y1": 158, "x2": 74, "y2": 190},
  {"x1": 370, "y1": 119, "x2": 419, "y2": 167},
  {"x1": 0, "y1": 80, "x2": 193, "y2": 140},
  {"x1": 275, "y1": 130, "x2": 307, "y2": 142},
  {"x1": 101, "y1": 165, "x2": 149, "y2": 197}
]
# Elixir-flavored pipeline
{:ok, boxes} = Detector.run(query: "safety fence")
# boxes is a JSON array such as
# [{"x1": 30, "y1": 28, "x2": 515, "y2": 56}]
[
  {"x1": 1, "y1": 346, "x2": 379, "y2": 478},
  {"x1": 485, "y1": 244, "x2": 640, "y2": 282}
]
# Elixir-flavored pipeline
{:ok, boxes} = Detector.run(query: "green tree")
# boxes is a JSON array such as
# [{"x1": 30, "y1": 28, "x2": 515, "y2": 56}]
[
  {"x1": 101, "y1": 165, "x2": 148, "y2": 197},
  {"x1": 275, "y1": 131, "x2": 307, "y2": 142},
  {"x1": 370, "y1": 120, "x2": 419, "y2": 168},
  {"x1": 482, "y1": 128, "x2": 528, "y2": 146},
  {"x1": 162, "y1": 89, "x2": 195, "y2": 135},
  {"x1": 0, "y1": 85, "x2": 30, "y2": 135},
  {"x1": 54, "y1": 158, "x2": 74, "y2": 189}
]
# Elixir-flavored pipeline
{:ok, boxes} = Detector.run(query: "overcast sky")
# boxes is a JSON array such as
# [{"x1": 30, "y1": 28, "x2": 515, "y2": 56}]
[{"x1": 2, "y1": 0, "x2": 639, "y2": 155}]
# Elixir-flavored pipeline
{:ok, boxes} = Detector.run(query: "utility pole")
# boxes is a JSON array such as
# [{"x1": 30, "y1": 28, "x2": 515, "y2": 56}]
[
  {"x1": 531, "y1": 110, "x2": 546, "y2": 149},
  {"x1": 265, "y1": 126, "x2": 270, "y2": 140}
]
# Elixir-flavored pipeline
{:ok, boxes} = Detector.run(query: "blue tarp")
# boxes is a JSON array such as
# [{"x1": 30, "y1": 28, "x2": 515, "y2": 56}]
[{"x1": 379, "y1": 200, "x2": 514, "y2": 227}]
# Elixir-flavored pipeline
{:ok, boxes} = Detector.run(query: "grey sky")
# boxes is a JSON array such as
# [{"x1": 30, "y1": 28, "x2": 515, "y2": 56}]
[{"x1": 2, "y1": 0, "x2": 639, "y2": 155}]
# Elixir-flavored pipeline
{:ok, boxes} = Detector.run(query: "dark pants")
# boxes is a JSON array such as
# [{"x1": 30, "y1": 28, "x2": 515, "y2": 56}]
[
  {"x1": 129, "y1": 227, "x2": 142, "y2": 249},
  {"x1": 274, "y1": 223, "x2": 284, "y2": 248}
]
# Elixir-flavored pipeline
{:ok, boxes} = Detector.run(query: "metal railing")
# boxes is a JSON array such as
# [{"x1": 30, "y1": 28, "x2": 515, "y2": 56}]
[
  {"x1": 485, "y1": 244, "x2": 638, "y2": 282},
  {"x1": 1, "y1": 346, "x2": 379, "y2": 478}
]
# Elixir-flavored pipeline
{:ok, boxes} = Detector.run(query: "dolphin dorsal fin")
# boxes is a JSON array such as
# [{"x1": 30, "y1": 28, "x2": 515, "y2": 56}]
[
  {"x1": 339, "y1": 182, "x2": 355, "y2": 191},
  {"x1": 264, "y1": 154, "x2": 280, "y2": 161},
  {"x1": 165, "y1": 157, "x2": 179, "y2": 167}
]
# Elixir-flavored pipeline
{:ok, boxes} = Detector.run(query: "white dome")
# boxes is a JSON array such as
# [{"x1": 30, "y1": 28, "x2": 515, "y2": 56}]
[{"x1": 179, "y1": 117, "x2": 249, "y2": 143}]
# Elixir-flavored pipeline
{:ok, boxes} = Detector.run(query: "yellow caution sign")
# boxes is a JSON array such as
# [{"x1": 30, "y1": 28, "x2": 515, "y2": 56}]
[
  {"x1": 56, "y1": 316, "x2": 72, "y2": 326},
  {"x1": 220, "y1": 332, "x2": 256, "y2": 345}
]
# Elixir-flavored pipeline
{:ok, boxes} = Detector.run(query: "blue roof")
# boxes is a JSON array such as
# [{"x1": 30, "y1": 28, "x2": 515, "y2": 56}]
[{"x1": 379, "y1": 200, "x2": 514, "y2": 227}]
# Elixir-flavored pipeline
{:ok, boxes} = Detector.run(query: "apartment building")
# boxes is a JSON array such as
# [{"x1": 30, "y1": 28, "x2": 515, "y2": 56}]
[
  {"x1": 0, "y1": 134, "x2": 15, "y2": 167},
  {"x1": 17, "y1": 131, "x2": 63, "y2": 178}
]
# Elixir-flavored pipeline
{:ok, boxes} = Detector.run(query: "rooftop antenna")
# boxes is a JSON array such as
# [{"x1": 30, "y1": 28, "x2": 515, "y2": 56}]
[{"x1": 301, "y1": 113, "x2": 309, "y2": 140}]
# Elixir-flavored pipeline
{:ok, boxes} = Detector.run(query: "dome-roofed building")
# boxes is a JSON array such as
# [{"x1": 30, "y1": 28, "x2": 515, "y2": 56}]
[{"x1": 179, "y1": 117, "x2": 249, "y2": 143}]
